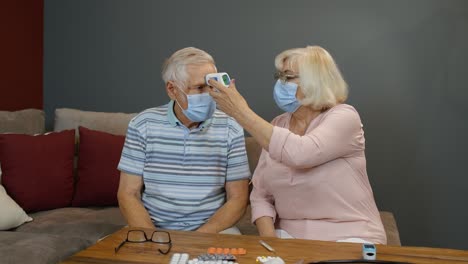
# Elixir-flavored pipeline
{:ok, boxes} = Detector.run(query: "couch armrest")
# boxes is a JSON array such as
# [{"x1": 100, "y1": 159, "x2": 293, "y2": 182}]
[{"x1": 380, "y1": 211, "x2": 401, "y2": 246}]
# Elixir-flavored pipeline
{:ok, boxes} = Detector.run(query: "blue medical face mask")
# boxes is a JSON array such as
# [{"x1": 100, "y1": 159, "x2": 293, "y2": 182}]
[
  {"x1": 273, "y1": 80, "x2": 301, "y2": 113},
  {"x1": 176, "y1": 89, "x2": 216, "y2": 122}
]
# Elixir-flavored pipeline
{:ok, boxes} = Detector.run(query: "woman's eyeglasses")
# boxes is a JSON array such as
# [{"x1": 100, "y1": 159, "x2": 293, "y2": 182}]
[
  {"x1": 115, "y1": 230, "x2": 172, "y2": 255},
  {"x1": 274, "y1": 71, "x2": 300, "y2": 84}
]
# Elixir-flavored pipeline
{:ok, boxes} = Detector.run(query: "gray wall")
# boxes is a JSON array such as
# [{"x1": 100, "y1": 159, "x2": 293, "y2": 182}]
[{"x1": 44, "y1": 0, "x2": 468, "y2": 249}]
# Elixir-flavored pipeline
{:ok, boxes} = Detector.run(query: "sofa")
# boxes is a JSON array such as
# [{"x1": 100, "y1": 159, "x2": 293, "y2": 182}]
[{"x1": 0, "y1": 108, "x2": 401, "y2": 264}]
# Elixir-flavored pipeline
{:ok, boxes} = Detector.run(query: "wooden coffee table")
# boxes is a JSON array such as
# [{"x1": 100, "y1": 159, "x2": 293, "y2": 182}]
[{"x1": 61, "y1": 227, "x2": 468, "y2": 264}]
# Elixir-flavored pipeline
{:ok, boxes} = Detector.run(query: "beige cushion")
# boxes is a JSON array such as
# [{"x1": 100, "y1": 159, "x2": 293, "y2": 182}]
[
  {"x1": 53, "y1": 108, "x2": 137, "y2": 137},
  {"x1": 0, "y1": 185, "x2": 32, "y2": 230},
  {"x1": 245, "y1": 137, "x2": 263, "y2": 174},
  {"x1": 380, "y1": 211, "x2": 401, "y2": 246},
  {"x1": 0, "y1": 109, "x2": 45, "y2": 135}
]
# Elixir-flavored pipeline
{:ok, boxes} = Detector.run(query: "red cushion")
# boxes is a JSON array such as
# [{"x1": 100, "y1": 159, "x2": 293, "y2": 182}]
[
  {"x1": 72, "y1": 126, "x2": 125, "y2": 207},
  {"x1": 0, "y1": 130, "x2": 75, "y2": 212}
]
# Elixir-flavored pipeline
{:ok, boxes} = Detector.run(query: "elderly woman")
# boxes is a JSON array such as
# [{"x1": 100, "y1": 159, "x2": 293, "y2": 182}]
[{"x1": 208, "y1": 46, "x2": 386, "y2": 244}]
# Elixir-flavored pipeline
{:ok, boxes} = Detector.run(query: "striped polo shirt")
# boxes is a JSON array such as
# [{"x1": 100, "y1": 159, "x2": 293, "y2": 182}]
[{"x1": 118, "y1": 100, "x2": 251, "y2": 231}]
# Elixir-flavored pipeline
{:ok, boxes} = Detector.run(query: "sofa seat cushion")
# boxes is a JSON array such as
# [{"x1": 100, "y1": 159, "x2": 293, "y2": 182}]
[
  {"x1": 0, "y1": 231, "x2": 91, "y2": 264},
  {"x1": 15, "y1": 207, "x2": 126, "y2": 242}
]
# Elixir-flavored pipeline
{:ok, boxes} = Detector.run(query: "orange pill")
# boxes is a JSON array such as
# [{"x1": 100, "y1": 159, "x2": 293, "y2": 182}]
[
  {"x1": 230, "y1": 248, "x2": 238, "y2": 255},
  {"x1": 216, "y1": 248, "x2": 223, "y2": 254},
  {"x1": 207, "y1": 247, "x2": 216, "y2": 254},
  {"x1": 223, "y1": 248, "x2": 230, "y2": 254},
  {"x1": 237, "y1": 248, "x2": 247, "y2": 255}
]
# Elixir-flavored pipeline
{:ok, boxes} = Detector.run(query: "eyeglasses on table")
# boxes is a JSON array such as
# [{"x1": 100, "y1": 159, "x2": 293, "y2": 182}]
[{"x1": 114, "y1": 229, "x2": 172, "y2": 255}]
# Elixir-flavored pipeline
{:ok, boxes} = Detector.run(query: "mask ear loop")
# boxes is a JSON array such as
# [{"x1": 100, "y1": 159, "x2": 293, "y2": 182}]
[
  {"x1": 293, "y1": 84, "x2": 302, "y2": 113},
  {"x1": 173, "y1": 85, "x2": 188, "y2": 111},
  {"x1": 291, "y1": 80, "x2": 303, "y2": 113}
]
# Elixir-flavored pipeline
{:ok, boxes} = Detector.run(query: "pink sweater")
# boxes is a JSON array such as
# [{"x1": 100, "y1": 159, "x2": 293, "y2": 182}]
[{"x1": 250, "y1": 104, "x2": 387, "y2": 244}]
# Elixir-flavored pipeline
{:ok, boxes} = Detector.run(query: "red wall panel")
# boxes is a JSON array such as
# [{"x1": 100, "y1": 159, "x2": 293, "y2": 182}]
[{"x1": 0, "y1": 0, "x2": 44, "y2": 111}]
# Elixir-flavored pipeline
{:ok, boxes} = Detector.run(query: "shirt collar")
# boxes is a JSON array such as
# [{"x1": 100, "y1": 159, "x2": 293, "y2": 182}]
[
  {"x1": 167, "y1": 100, "x2": 214, "y2": 130},
  {"x1": 167, "y1": 100, "x2": 181, "y2": 127}
]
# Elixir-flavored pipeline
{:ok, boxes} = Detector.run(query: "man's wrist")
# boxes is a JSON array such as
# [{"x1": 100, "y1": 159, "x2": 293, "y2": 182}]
[{"x1": 197, "y1": 224, "x2": 217, "y2": 233}]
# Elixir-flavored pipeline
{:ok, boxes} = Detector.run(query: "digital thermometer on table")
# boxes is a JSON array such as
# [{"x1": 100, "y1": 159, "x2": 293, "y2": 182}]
[{"x1": 362, "y1": 243, "x2": 377, "y2": 260}]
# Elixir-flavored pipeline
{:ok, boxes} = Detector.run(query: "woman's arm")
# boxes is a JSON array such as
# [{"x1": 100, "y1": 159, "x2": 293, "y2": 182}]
[
  {"x1": 208, "y1": 79, "x2": 274, "y2": 151},
  {"x1": 209, "y1": 80, "x2": 364, "y2": 169},
  {"x1": 255, "y1": 216, "x2": 276, "y2": 237},
  {"x1": 249, "y1": 150, "x2": 277, "y2": 237},
  {"x1": 251, "y1": 182, "x2": 277, "y2": 237},
  {"x1": 268, "y1": 106, "x2": 364, "y2": 168}
]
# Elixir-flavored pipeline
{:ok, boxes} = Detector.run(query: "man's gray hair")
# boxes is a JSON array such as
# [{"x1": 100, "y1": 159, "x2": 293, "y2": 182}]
[{"x1": 162, "y1": 47, "x2": 215, "y2": 88}]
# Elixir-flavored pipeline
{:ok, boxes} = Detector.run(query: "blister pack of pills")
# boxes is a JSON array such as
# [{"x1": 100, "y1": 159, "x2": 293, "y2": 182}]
[{"x1": 169, "y1": 253, "x2": 239, "y2": 264}]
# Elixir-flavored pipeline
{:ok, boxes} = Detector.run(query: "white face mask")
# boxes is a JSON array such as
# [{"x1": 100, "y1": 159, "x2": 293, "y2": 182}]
[
  {"x1": 273, "y1": 80, "x2": 301, "y2": 113},
  {"x1": 175, "y1": 88, "x2": 216, "y2": 122}
]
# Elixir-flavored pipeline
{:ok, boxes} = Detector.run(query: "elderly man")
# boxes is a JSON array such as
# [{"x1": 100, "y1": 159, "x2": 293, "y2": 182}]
[{"x1": 117, "y1": 47, "x2": 250, "y2": 234}]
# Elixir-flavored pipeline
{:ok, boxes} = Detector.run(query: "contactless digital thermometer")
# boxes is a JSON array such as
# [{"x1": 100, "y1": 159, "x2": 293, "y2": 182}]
[
  {"x1": 362, "y1": 243, "x2": 377, "y2": 260},
  {"x1": 205, "y1": 72, "x2": 231, "y2": 87}
]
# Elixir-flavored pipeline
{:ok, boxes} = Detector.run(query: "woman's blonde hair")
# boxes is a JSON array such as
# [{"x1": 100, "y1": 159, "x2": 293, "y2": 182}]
[
  {"x1": 162, "y1": 47, "x2": 215, "y2": 88},
  {"x1": 275, "y1": 46, "x2": 348, "y2": 110}
]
